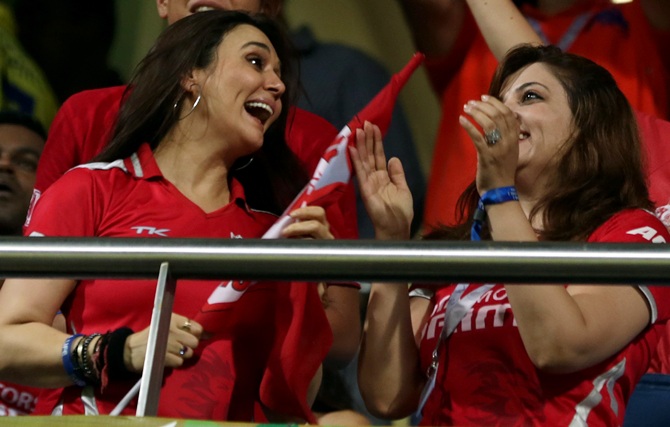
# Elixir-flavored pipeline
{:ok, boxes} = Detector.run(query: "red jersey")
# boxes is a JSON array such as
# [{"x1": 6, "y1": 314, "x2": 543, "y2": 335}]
[
  {"x1": 26, "y1": 144, "x2": 331, "y2": 422},
  {"x1": 419, "y1": 209, "x2": 670, "y2": 426},
  {"x1": 423, "y1": 1, "x2": 670, "y2": 229},
  {"x1": 0, "y1": 382, "x2": 40, "y2": 416},
  {"x1": 33, "y1": 85, "x2": 358, "y2": 240}
]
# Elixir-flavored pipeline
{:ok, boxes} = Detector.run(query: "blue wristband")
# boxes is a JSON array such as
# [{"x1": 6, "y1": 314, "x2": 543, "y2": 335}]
[
  {"x1": 62, "y1": 334, "x2": 87, "y2": 387},
  {"x1": 471, "y1": 186, "x2": 518, "y2": 241}
]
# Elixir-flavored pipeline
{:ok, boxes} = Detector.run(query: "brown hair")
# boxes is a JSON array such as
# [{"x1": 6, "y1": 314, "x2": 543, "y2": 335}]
[
  {"x1": 427, "y1": 44, "x2": 651, "y2": 242},
  {"x1": 96, "y1": 10, "x2": 307, "y2": 215}
]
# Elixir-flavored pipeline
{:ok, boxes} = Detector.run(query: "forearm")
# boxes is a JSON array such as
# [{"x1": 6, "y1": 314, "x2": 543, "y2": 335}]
[
  {"x1": 358, "y1": 282, "x2": 424, "y2": 419},
  {"x1": 397, "y1": 0, "x2": 466, "y2": 57},
  {"x1": 466, "y1": 0, "x2": 542, "y2": 60},
  {"x1": 0, "y1": 323, "x2": 73, "y2": 388},
  {"x1": 322, "y1": 285, "x2": 361, "y2": 368}
]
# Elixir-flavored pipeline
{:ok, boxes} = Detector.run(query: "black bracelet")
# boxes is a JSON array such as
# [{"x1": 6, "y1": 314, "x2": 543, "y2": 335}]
[{"x1": 106, "y1": 327, "x2": 138, "y2": 381}]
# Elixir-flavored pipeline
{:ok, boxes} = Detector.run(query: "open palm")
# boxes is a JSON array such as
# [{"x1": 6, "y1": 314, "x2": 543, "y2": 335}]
[{"x1": 350, "y1": 122, "x2": 413, "y2": 240}]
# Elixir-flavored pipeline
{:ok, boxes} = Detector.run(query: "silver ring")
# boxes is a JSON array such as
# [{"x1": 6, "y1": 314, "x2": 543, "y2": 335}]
[
  {"x1": 179, "y1": 345, "x2": 187, "y2": 357},
  {"x1": 485, "y1": 128, "x2": 502, "y2": 145}
]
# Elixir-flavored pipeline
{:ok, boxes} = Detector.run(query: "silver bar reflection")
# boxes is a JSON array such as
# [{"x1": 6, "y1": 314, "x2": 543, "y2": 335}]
[{"x1": 0, "y1": 237, "x2": 668, "y2": 284}]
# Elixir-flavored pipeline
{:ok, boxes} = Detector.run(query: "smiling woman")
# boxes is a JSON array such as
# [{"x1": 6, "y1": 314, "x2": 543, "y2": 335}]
[
  {"x1": 354, "y1": 45, "x2": 670, "y2": 426},
  {"x1": 0, "y1": 10, "x2": 335, "y2": 423}
]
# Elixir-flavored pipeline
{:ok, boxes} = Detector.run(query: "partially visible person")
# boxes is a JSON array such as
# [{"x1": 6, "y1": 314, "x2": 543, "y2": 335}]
[
  {"x1": 0, "y1": 11, "x2": 338, "y2": 422},
  {"x1": 0, "y1": 1, "x2": 58, "y2": 133},
  {"x1": 397, "y1": 0, "x2": 670, "y2": 230},
  {"x1": 0, "y1": 110, "x2": 45, "y2": 416},
  {"x1": 31, "y1": 0, "x2": 361, "y2": 375},
  {"x1": 354, "y1": 45, "x2": 670, "y2": 426},
  {"x1": 280, "y1": 6, "x2": 424, "y2": 424}
]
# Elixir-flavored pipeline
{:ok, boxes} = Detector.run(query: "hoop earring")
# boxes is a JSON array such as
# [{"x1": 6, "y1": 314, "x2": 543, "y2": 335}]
[
  {"x1": 174, "y1": 86, "x2": 202, "y2": 120},
  {"x1": 234, "y1": 156, "x2": 254, "y2": 171}
]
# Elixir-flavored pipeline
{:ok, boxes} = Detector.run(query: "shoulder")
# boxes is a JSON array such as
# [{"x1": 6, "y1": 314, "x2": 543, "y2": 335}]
[
  {"x1": 589, "y1": 209, "x2": 668, "y2": 243},
  {"x1": 60, "y1": 85, "x2": 127, "y2": 112}
]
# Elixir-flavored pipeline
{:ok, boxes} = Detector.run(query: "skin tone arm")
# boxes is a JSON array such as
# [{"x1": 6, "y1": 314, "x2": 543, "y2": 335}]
[
  {"x1": 351, "y1": 122, "x2": 424, "y2": 419},
  {"x1": 0, "y1": 206, "x2": 335, "y2": 389},
  {"x1": 460, "y1": 95, "x2": 652, "y2": 373},
  {"x1": 396, "y1": 0, "x2": 540, "y2": 60},
  {"x1": 0, "y1": 276, "x2": 203, "y2": 387},
  {"x1": 283, "y1": 206, "x2": 361, "y2": 367}
]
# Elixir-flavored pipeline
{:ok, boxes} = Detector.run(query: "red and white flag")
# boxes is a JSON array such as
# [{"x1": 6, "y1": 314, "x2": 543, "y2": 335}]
[{"x1": 195, "y1": 52, "x2": 425, "y2": 325}]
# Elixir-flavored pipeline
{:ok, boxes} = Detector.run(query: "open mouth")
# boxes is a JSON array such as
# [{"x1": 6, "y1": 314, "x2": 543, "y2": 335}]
[
  {"x1": 193, "y1": 6, "x2": 217, "y2": 12},
  {"x1": 519, "y1": 131, "x2": 530, "y2": 141},
  {"x1": 244, "y1": 102, "x2": 274, "y2": 125}
]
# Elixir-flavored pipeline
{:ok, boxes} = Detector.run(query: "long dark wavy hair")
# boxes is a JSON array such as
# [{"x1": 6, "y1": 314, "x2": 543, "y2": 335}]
[
  {"x1": 427, "y1": 44, "x2": 651, "y2": 242},
  {"x1": 95, "y1": 10, "x2": 307, "y2": 215}
]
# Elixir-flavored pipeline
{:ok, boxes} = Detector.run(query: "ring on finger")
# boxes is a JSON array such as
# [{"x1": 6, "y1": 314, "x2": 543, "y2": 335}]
[
  {"x1": 485, "y1": 128, "x2": 502, "y2": 145},
  {"x1": 179, "y1": 345, "x2": 188, "y2": 357},
  {"x1": 180, "y1": 319, "x2": 192, "y2": 332}
]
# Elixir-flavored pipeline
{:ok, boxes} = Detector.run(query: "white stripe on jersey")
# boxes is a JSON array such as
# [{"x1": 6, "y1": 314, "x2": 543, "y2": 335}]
[
  {"x1": 73, "y1": 159, "x2": 128, "y2": 173},
  {"x1": 569, "y1": 359, "x2": 626, "y2": 426}
]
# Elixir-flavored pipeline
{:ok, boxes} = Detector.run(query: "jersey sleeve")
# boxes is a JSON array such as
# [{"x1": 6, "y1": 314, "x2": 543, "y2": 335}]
[
  {"x1": 25, "y1": 168, "x2": 99, "y2": 237},
  {"x1": 589, "y1": 209, "x2": 670, "y2": 323},
  {"x1": 33, "y1": 86, "x2": 125, "y2": 194}
]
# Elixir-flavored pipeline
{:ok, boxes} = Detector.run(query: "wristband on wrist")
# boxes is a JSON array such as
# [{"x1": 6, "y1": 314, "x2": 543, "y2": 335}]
[
  {"x1": 470, "y1": 186, "x2": 518, "y2": 241},
  {"x1": 62, "y1": 334, "x2": 87, "y2": 387},
  {"x1": 105, "y1": 327, "x2": 137, "y2": 381}
]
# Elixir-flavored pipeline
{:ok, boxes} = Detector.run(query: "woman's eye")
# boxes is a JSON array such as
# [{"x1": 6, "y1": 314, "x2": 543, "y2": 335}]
[
  {"x1": 248, "y1": 56, "x2": 264, "y2": 69},
  {"x1": 522, "y1": 91, "x2": 541, "y2": 102}
]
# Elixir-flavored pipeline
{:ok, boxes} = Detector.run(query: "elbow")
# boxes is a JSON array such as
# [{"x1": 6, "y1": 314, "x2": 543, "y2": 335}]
[
  {"x1": 359, "y1": 388, "x2": 416, "y2": 420},
  {"x1": 525, "y1": 344, "x2": 591, "y2": 374}
]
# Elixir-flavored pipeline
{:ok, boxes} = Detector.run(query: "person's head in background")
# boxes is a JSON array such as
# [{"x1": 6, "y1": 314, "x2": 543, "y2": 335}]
[
  {"x1": 0, "y1": 112, "x2": 45, "y2": 236},
  {"x1": 156, "y1": 0, "x2": 282, "y2": 24}
]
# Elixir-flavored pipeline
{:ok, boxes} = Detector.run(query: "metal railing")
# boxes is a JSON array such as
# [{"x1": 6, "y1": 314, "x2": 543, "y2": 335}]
[
  {"x1": 1, "y1": 236, "x2": 668, "y2": 416},
  {"x1": 0, "y1": 237, "x2": 669, "y2": 283}
]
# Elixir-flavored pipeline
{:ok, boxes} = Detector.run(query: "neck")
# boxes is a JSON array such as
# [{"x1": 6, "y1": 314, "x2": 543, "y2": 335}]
[{"x1": 154, "y1": 135, "x2": 232, "y2": 213}]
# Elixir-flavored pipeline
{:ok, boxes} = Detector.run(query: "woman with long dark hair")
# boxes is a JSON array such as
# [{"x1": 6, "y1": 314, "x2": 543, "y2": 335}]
[
  {"x1": 0, "y1": 10, "x2": 333, "y2": 422},
  {"x1": 354, "y1": 45, "x2": 670, "y2": 426}
]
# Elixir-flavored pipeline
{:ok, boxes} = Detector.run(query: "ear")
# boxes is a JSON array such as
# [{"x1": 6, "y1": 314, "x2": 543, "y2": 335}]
[
  {"x1": 180, "y1": 71, "x2": 199, "y2": 94},
  {"x1": 156, "y1": 0, "x2": 169, "y2": 19}
]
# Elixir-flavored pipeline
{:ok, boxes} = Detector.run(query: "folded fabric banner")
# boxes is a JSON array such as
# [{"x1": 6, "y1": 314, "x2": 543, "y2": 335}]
[{"x1": 195, "y1": 52, "x2": 426, "y2": 328}]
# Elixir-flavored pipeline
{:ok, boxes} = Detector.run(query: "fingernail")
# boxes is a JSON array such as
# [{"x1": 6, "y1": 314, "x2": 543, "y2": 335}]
[
  {"x1": 481, "y1": 94, "x2": 490, "y2": 101},
  {"x1": 463, "y1": 104, "x2": 471, "y2": 112}
]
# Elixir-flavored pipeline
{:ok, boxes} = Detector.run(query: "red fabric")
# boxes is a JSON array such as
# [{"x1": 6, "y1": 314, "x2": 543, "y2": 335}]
[
  {"x1": 28, "y1": 145, "x2": 331, "y2": 421},
  {"x1": 419, "y1": 209, "x2": 670, "y2": 426},
  {"x1": 32, "y1": 85, "x2": 358, "y2": 240},
  {"x1": 423, "y1": 2, "x2": 670, "y2": 229},
  {"x1": 0, "y1": 382, "x2": 40, "y2": 416}
]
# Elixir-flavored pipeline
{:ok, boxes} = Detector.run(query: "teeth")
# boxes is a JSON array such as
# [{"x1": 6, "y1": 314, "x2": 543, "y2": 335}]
[
  {"x1": 195, "y1": 6, "x2": 216, "y2": 12},
  {"x1": 245, "y1": 102, "x2": 273, "y2": 116}
]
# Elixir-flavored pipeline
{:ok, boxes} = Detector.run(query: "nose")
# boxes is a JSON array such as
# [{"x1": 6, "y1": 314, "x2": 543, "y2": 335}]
[
  {"x1": 265, "y1": 71, "x2": 285, "y2": 99},
  {"x1": 0, "y1": 152, "x2": 13, "y2": 172}
]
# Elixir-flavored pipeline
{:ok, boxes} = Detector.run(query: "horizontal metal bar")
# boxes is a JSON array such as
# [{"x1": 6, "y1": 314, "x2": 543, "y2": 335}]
[{"x1": 0, "y1": 237, "x2": 668, "y2": 284}]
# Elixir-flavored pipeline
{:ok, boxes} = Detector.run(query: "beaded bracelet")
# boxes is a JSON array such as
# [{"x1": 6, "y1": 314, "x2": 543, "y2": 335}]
[
  {"x1": 471, "y1": 186, "x2": 519, "y2": 241},
  {"x1": 61, "y1": 334, "x2": 86, "y2": 387},
  {"x1": 81, "y1": 333, "x2": 102, "y2": 384}
]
